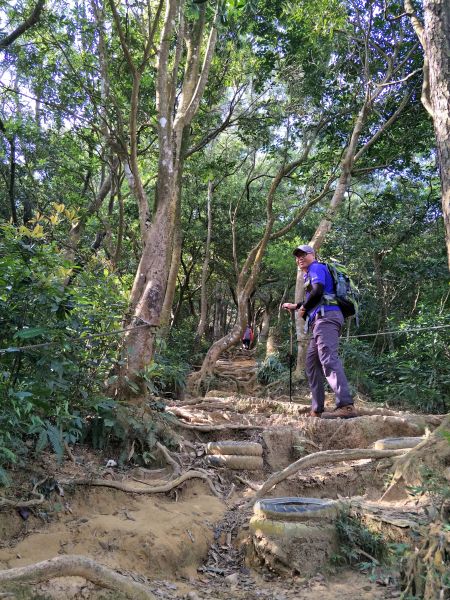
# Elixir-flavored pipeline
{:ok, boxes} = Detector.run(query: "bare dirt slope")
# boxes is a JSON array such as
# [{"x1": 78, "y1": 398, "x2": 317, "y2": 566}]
[{"x1": 0, "y1": 354, "x2": 443, "y2": 599}]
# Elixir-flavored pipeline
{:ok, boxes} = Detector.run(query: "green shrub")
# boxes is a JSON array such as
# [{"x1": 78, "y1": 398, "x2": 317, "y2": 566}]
[
  {"x1": 139, "y1": 337, "x2": 190, "y2": 399},
  {"x1": 0, "y1": 222, "x2": 127, "y2": 469},
  {"x1": 81, "y1": 400, "x2": 177, "y2": 466},
  {"x1": 334, "y1": 511, "x2": 388, "y2": 566},
  {"x1": 341, "y1": 309, "x2": 449, "y2": 414},
  {"x1": 257, "y1": 354, "x2": 288, "y2": 385}
]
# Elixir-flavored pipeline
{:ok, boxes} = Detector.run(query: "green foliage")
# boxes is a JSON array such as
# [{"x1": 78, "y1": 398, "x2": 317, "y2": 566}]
[
  {"x1": 407, "y1": 464, "x2": 450, "y2": 516},
  {"x1": 334, "y1": 511, "x2": 388, "y2": 566},
  {"x1": 81, "y1": 400, "x2": 125, "y2": 452},
  {"x1": 0, "y1": 222, "x2": 127, "y2": 469},
  {"x1": 29, "y1": 413, "x2": 84, "y2": 463},
  {"x1": 257, "y1": 354, "x2": 288, "y2": 385},
  {"x1": 139, "y1": 336, "x2": 190, "y2": 398},
  {"x1": 82, "y1": 401, "x2": 177, "y2": 466},
  {"x1": 341, "y1": 307, "x2": 450, "y2": 414},
  {"x1": 141, "y1": 355, "x2": 189, "y2": 398}
]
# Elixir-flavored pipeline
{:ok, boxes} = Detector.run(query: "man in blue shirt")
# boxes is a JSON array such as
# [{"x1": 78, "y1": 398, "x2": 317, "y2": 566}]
[{"x1": 282, "y1": 245, "x2": 356, "y2": 419}]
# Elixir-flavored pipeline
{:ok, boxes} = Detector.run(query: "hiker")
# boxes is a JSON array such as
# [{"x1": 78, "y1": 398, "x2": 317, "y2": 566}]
[
  {"x1": 282, "y1": 244, "x2": 357, "y2": 419},
  {"x1": 242, "y1": 325, "x2": 253, "y2": 350}
]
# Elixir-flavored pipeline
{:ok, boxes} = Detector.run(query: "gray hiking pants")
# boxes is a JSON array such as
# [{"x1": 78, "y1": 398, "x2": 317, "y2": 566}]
[{"x1": 305, "y1": 310, "x2": 353, "y2": 413}]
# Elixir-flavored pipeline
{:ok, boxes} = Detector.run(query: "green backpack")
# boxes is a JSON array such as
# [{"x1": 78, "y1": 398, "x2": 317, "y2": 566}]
[{"x1": 321, "y1": 260, "x2": 359, "y2": 323}]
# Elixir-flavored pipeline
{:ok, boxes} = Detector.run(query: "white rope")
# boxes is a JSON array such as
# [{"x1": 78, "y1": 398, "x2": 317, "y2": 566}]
[
  {"x1": 0, "y1": 322, "x2": 157, "y2": 354},
  {"x1": 345, "y1": 323, "x2": 450, "y2": 339},
  {"x1": 0, "y1": 323, "x2": 448, "y2": 354}
]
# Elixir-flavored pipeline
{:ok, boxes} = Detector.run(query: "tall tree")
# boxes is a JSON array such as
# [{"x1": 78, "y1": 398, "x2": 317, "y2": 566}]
[
  {"x1": 404, "y1": 0, "x2": 450, "y2": 268},
  {"x1": 119, "y1": 0, "x2": 220, "y2": 389}
]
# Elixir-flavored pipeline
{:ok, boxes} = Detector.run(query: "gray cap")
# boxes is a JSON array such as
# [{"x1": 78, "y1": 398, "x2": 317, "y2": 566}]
[{"x1": 293, "y1": 244, "x2": 315, "y2": 256}]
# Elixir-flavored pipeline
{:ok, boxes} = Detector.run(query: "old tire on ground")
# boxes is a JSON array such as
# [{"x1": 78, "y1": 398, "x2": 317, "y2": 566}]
[
  {"x1": 250, "y1": 515, "x2": 336, "y2": 539},
  {"x1": 205, "y1": 454, "x2": 263, "y2": 470},
  {"x1": 250, "y1": 517, "x2": 338, "y2": 576},
  {"x1": 253, "y1": 497, "x2": 339, "y2": 522},
  {"x1": 206, "y1": 441, "x2": 263, "y2": 456},
  {"x1": 373, "y1": 437, "x2": 424, "y2": 450}
]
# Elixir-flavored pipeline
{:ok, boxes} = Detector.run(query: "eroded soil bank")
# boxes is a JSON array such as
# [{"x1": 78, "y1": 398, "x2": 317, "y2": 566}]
[{"x1": 0, "y1": 389, "x2": 443, "y2": 599}]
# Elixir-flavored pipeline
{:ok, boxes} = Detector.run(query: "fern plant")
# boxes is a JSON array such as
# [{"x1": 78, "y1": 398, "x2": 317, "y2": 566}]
[
  {"x1": 28, "y1": 413, "x2": 84, "y2": 463},
  {"x1": 334, "y1": 511, "x2": 388, "y2": 566},
  {"x1": 257, "y1": 354, "x2": 287, "y2": 385}
]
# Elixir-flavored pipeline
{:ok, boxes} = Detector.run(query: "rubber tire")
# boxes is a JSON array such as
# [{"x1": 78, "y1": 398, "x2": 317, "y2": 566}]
[
  {"x1": 206, "y1": 441, "x2": 263, "y2": 457},
  {"x1": 253, "y1": 497, "x2": 339, "y2": 522},
  {"x1": 250, "y1": 515, "x2": 337, "y2": 539},
  {"x1": 205, "y1": 454, "x2": 263, "y2": 470},
  {"x1": 250, "y1": 517, "x2": 338, "y2": 576},
  {"x1": 373, "y1": 437, "x2": 424, "y2": 450}
]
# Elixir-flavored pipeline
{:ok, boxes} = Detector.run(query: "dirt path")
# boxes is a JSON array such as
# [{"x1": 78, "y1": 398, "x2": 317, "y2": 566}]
[{"x1": 0, "y1": 357, "x2": 440, "y2": 599}]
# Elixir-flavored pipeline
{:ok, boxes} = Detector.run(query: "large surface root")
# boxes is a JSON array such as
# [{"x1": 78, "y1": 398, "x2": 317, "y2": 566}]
[
  {"x1": 382, "y1": 415, "x2": 450, "y2": 501},
  {"x1": 0, "y1": 555, "x2": 156, "y2": 600},
  {"x1": 249, "y1": 448, "x2": 406, "y2": 502},
  {"x1": 401, "y1": 522, "x2": 450, "y2": 600},
  {"x1": 60, "y1": 470, "x2": 221, "y2": 497}
]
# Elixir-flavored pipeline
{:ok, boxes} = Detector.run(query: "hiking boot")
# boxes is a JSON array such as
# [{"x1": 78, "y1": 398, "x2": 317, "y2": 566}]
[
  {"x1": 309, "y1": 411, "x2": 322, "y2": 418},
  {"x1": 321, "y1": 405, "x2": 357, "y2": 419}
]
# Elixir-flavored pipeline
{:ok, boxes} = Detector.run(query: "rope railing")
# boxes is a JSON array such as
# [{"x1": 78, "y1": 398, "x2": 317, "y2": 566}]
[
  {"x1": 0, "y1": 322, "x2": 448, "y2": 354},
  {"x1": 0, "y1": 321, "x2": 158, "y2": 354}
]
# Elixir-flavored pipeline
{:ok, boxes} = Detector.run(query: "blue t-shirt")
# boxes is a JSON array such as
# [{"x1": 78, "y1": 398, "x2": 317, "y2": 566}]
[{"x1": 304, "y1": 261, "x2": 341, "y2": 320}]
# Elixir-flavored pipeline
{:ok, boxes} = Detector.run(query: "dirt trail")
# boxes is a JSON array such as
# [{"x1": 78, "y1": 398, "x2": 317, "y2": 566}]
[{"x1": 0, "y1": 353, "x2": 440, "y2": 599}]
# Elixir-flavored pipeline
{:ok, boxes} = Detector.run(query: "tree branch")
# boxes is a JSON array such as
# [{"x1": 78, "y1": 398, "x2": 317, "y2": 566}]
[{"x1": 0, "y1": 0, "x2": 45, "y2": 48}]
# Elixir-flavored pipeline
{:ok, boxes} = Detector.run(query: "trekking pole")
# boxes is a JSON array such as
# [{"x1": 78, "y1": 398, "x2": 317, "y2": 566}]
[{"x1": 289, "y1": 309, "x2": 294, "y2": 403}]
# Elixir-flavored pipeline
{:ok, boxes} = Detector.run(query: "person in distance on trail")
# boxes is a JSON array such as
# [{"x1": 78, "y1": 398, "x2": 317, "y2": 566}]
[
  {"x1": 242, "y1": 324, "x2": 253, "y2": 350},
  {"x1": 282, "y1": 245, "x2": 357, "y2": 419}
]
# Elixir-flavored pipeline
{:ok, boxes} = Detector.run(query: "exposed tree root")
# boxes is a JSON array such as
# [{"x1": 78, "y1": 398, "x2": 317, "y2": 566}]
[
  {"x1": 401, "y1": 522, "x2": 450, "y2": 600},
  {"x1": 0, "y1": 555, "x2": 156, "y2": 600},
  {"x1": 0, "y1": 493, "x2": 44, "y2": 509},
  {"x1": 234, "y1": 475, "x2": 261, "y2": 491},
  {"x1": 293, "y1": 435, "x2": 321, "y2": 451},
  {"x1": 156, "y1": 442, "x2": 181, "y2": 475},
  {"x1": 0, "y1": 476, "x2": 47, "y2": 509},
  {"x1": 171, "y1": 418, "x2": 264, "y2": 431},
  {"x1": 166, "y1": 406, "x2": 202, "y2": 421},
  {"x1": 382, "y1": 414, "x2": 450, "y2": 501},
  {"x1": 60, "y1": 470, "x2": 222, "y2": 497},
  {"x1": 355, "y1": 409, "x2": 445, "y2": 428},
  {"x1": 249, "y1": 448, "x2": 407, "y2": 502},
  {"x1": 169, "y1": 402, "x2": 233, "y2": 413}
]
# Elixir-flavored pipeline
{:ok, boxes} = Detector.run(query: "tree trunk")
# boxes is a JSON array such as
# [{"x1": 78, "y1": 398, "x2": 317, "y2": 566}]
[
  {"x1": 266, "y1": 326, "x2": 277, "y2": 357},
  {"x1": 160, "y1": 124, "x2": 192, "y2": 329},
  {"x1": 423, "y1": 0, "x2": 450, "y2": 269},
  {"x1": 119, "y1": 2, "x2": 219, "y2": 388},
  {"x1": 213, "y1": 295, "x2": 222, "y2": 340},
  {"x1": 160, "y1": 208, "x2": 183, "y2": 329},
  {"x1": 259, "y1": 308, "x2": 271, "y2": 345},
  {"x1": 122, "y1": 164, "x2": 178, "y2": 376},
  {"x1": 196, "y1": 179, "x2": 213, "y2": 338},
  {"x1": 294, "y1": 265, "x2": 308, "y2": 379}
]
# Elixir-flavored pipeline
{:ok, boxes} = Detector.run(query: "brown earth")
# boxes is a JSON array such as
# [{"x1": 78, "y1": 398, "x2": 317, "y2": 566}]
[{"x1": 0, "y1": 355, "x2": 443, "y2": 599}]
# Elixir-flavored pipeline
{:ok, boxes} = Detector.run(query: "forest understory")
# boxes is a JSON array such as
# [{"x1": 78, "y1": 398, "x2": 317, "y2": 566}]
[
  {"x1": 2, "y1": 0, "x2": 450, "y2": 597},
  {"x1": 0, "y1": 352, "x2": 448, "y2": 600}
]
